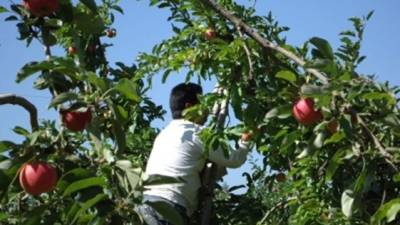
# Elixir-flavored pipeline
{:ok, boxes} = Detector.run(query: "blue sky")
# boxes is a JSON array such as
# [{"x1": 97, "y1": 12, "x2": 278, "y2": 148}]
[{"x1": 0, "y1": 0, "x2": 399, "y2": 188}]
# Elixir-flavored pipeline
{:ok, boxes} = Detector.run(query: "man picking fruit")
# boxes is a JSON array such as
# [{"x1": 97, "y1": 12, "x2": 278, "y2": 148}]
[{"x1": 136, "y1": 83, "x2": 251, "y2": 225}]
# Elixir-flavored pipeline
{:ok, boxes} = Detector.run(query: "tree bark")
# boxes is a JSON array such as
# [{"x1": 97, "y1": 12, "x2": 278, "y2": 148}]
[{"x1": 0, "y1": 94, "x2": 39, "y2": 131}]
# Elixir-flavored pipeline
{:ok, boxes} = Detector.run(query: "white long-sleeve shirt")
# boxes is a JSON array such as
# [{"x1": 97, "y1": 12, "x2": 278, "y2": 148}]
[{"x1": 143, "y1": 119, "x2": 250, "y2": 215}]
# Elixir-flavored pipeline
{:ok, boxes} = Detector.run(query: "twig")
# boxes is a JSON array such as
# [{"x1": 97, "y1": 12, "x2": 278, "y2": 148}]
[
  {"x1": 44, "y1": 45, "x2": 52, "y2": 60},
  {"x1": 358, "y1": 117, "x2": 398, "y2": 172},
  {"x1": 258, "y1": 196, "x2": 296, "y2": 224},
  {"x1": 252, "y1": 0, "x2": 257, "y2": 9},
  {"x1": 380, "y1": 188, "x2": 386, "y2": 206},
  {"x1": 201, "y1": 0, "x2": 329, "y2": 84},
  {"x1": 236, "y1": 27, "x2": 254, "y2": 81},
  {"x1": 0, "y1": 94, "x2": 39, "y2": 131}
]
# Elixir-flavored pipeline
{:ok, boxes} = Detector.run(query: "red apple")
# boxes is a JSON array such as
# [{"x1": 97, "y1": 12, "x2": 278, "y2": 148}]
[
  {"x1": 292, "y1": 98, "x2": 323, "y2": 125},
  {"x1": 23, "y1": 0, "x2": 59, "y2": 17},
  {"x1": 276, "y1": 173, "x2": 286, "y2": 182},
  {"x1": 19, "y1": 162, "x2": 57, "y2": 195},
  {"x1": 106, "y1": 29, "x2": 116, "y2": 38},
  {"x1": 61, "y1": 108, "x2": 92, "y2": 132},
  {"x1": 68, "y1": 46, "x2": 77, "y2": 55},
  {"x1": 327, "y1": 120, "x2": 338, "y2": 133},
  {"x1": 204, "y1": 28, "x2": 216, "y2": 40},
  {"x1": 86, "y1": 44, "x2": 97, "y2": 54}
]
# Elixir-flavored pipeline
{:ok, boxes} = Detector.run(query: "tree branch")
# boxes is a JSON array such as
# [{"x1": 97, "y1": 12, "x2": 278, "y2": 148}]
[
  {"x1": 358, "y1": 116, "x2": 398, "y2": 172},
  {"x1": 0, "y1": 94, "x2": 39, "y2": 131},
  {"x1": 200, "y1": 86, "x2": 229, "y2": 225},
  {"x1": 201, "y1": 0, "x2": 329, "y2": 84}
]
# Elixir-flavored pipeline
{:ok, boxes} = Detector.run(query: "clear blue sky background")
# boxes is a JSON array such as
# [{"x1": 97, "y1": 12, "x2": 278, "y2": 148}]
[{"x1": 1, "y1": 0, "x2": 399, "y2": 188}]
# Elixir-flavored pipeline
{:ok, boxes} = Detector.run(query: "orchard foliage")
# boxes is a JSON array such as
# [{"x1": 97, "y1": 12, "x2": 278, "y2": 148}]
[{"x1": 1, "y1": 0, "x2": 400, "y2": 225}]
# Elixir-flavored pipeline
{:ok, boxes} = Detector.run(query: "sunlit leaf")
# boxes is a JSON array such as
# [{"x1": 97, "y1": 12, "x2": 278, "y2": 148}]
[
  {"x1": 115, "y1": 79, "x2": 141, "y2": 103},
  {"x1": 146, "y1": 201, "x2": 184, "y2": 225},
  {"x1": 63, "y1": 177, "x2": 106, "y2": 196},
  {"x1": 371, "y1": 198, "x2": 400, "y2": 224},
  {"x1": 341, "y1": 189, "x2": 354, "y2": 218},
  {"x1": 49, "y1": 92, "x2": 79, "y2": 108},
  {"x1": 276, "y1": 70, "x2": 297, "y2": 83}
]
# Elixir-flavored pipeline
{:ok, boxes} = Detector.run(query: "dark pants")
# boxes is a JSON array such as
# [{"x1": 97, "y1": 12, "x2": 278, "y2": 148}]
[{"x1": 136, "y1": 195, "x2": 189, "y2": 225}]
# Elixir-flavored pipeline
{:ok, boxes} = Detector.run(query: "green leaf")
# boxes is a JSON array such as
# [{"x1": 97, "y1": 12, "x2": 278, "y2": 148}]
[
  {"x1": 74, "y1": 10, "x2": 104, "y2": 34},
  {"x1": 281, "y1": 131, "x2": 301, "y2": 152},
  {"x1": 42, "y1": 31, "x2": 57, "y2": 46},
  {"x1": 63, "y1": 177, "x2": 106, "y2": 196},
  {"x1": 305, "y1": 59, "x2": 338, "y2": 76},
  {"x1": 0, "y1": 141, "x2": 17, "y2": 153},
  {"x1": 0, "y1": 212, "x2": 8, "y2": 221},
  {"x1": 0, "y1": 6, "x2": 8, "y2": 13},
  {"x1": 265, "y1": 105, "x2": 292, "y2": 120},
  {"x1": 340, "y1": 117, "x2": 353, "y2": 140},
  {"x1": 393, "y1": 173, "x2": 400, "y2": 183},
  {"x1": 0, "y1": 160, "x2": 12, "y2": 170},
  {"x1": 28, "y1": 130, "x2": 42, "y2": 146},
  {"x1": 162, "y1": 69, "x2": 172, "y2": 83},
  {"x1": 13, "y1": 126, "x2": 29, "y2": 136},
  {"x1": 301, "y1": 84, "x2": 329, "y2": 96},
  {"x1": 87, "y1": 72, "x2": 108, "y2": 92},
  {"x1": 310, "y1": 37, "x2": 334, "y2": 60},
  {"x1": 383, "y1": 114, "x2": 400, "y2": 132},
  {"x1": 362, "y1": 92, "x2": 396, "y2": 105},
  {"x1": 341, "y1": 189, "x2": 354, "y2": 218},
  {"x1": 143, "y1": 174, "x2": 183, "y2": 186},
  {"x1": 16, "y1": 61, "x2": 52, "y2": 83},
  {"x1": 116, "y1": 160, "x2": 141, "y2": 189},
  {"x1": 371, "y1": 198, "x2": 400, "y2": 224},
  {"x1": 79, "y1": 0, "x2": 97, "y2": 13},
  {"x1": 325, "y1": 149, "x2": 346, "y2": 180},
  {"x1": 324, "y1": 132, "x2": 345, "y2": 145},
  {"x1": 71, "y1": 194, "x2": 107, "y2": 224},
  {"x1": 5, "y1": 15, "x2": 18, "y2": 21},
  {"x1": 276, "y1": 70, "x2": 297, "y2": 83},
  {"x1": 24, "y1": 205, "x2": 47, "y2": 225},
  {"x1": 115, "y1": 78, "x2": 141, "y2": 103},
  {"x1": 366, "y1": 10, "x2": 374, "y2": 20},
  {"x1": 231, "y1": 85, "x2": 243, "y2": 120},
  {"x1": 111, "y1": 5, "x2": 124, "y2": 14},
  {"x1": 264, "y1": 107, "x2": 278, "y2": 120},
  {"x1": 354, "y1": 165, "x2": 369, "y2": 194},
  {"x1": 108, "y1": 101, "x2": 126, "y2": 153},
  {"x1": 65, "y1": 203, "x2": 80, "y2": 224},
  {"x1": 45, "y1": 19, "x2": 63, "y2": 27},
  {"x1": 49, "y1": 92, "x2": 79, "y2": 108},
  {"x1": 115, "y1": 105, "x2": 128, "y2": 124},
  {"x1": 58, "y1": 168, "x2": 93, "y2": 188},
  {"x1": 146, "y1": 201, "x2": 184, "y2": 225},
  {"x1": 313, "y1": 131, "x2": 326, "y2": 149}
]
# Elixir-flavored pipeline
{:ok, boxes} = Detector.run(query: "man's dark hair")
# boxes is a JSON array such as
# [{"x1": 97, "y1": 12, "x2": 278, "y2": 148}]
[{"x1": 170, "y1": 82, "x2": 203, "y2": 119}]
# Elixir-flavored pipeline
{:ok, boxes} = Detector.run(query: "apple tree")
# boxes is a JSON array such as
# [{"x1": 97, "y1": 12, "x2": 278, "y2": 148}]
[
  {"x1": 0, "y1": 0, "x2": 167, "y2": 224},
  {"x1": 138, "y1": 0, "x2": 400, "y2": 224},
  {"x1": 1, "y1": 0, "x2": 400, "y2": 225}
]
